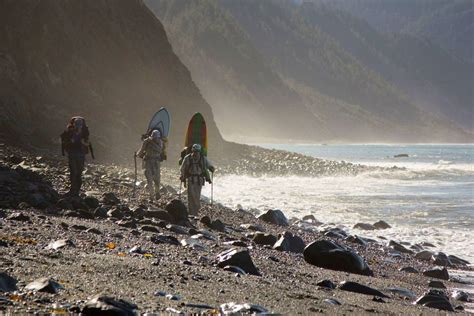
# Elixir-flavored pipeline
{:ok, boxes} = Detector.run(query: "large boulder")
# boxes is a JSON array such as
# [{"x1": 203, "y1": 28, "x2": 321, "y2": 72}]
[
  {"x1": 415, "y1": 290, "x2": 454, "y2": 312},
  {"x1": 165, "y1": 199, "x2": 188, "y2": 223},
  {"x1": 216, "y1": 248, "x2": 260, "y2": 276},
  {"x1": 273, "y1": 231, "x2": 305, "y2": 253},
  {"x1": 303, "y1": 240, "x2": 373, "y2": 276},
  {"x1": 257, "y1": 209, "x2": 288, "y2": 226}
]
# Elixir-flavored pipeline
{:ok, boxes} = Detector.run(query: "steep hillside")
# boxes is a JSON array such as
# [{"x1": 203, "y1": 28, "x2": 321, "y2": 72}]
[
  {"x1": 146, "y1": 0, "x2": 328, "y2": 142},
  {"x1": 0, "y1": 0, "x2": 225, "y2": 161},
  {"x1": 148, "y1": 0, "x2": 470, "y2": 142},
  {"x1": 293, "y1": 2, "x2": 473, "y2": 130},
  {"x1": 317, "y1": 0, "x2": 473, "y2": 63}
]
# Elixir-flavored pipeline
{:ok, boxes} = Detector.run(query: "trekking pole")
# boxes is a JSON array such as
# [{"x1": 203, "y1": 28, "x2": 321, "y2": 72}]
[
  {"x1": 133, "y1": 152, "x2": 137, "y2": 198},
  {"x1": 210, "y1": 171, "x2": 214, "y2": 205},
  {"x1": 179, "y1": 180, "x2": 182, "y2": 200}
]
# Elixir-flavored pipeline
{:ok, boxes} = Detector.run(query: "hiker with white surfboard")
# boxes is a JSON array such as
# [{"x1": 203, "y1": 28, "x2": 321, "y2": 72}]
[
  {"x1": 179, "y1": 112, "x2": 215, "y2": 215},
  {"x1": 135, "y1": 108, "x2": 170, "y2": 202}
]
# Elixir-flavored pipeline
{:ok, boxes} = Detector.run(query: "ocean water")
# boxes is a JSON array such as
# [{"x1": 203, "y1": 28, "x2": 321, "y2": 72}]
[{"x1": 203, "y1": 144, "x2": 474, "y2": 264}]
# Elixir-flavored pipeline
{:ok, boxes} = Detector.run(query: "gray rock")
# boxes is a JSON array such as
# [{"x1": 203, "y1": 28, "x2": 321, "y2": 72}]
[
  {"x1": 83, "y1": 196, "x2": 99, "y2": 209},
  {"x1": 210, "y1": 219, "x2": 226, "y2": 232},
  {"x1": 71, "y1": 224, "x2": 88, "y2": 231},
  {"x1": 317, "y1": 280, "x2": 336, "y2": 289},
  {"x1": 373, "y1": 220, "x2": 391, "y2": 229},
  {"x1": 415, "y1": 290, "x2": 454, "y2": 312},
  {"x1": 415, "y1": 250, "x2": 434, "y2": 261},
  {"x1": 302, "y1": 214, "x2": 316, "y2": 221},
  {"x1": 322, "y1": 227, "x2": 348, "y2": 238},
  {"x1": 452, "y1": 290, "x2": 469, "y2": 302},
  {"x1": 107, "y1": 207, "x2": 124, "y2": 219},
  {"x1": 323, "y1": 298, "x2": 342, "y2": 305},
  {"x1": 165, "y1": 199, "x2": 188, "y2": 223},
  {"x1": 150, "y1": 234, "x2": 180, "y2": 246},
  {"x1": 141, "y1": 226, "x2": 160, "y2": 233},
  {"x1": 303, "y1": 240, "x2": 373, "y2": 276},
  {"x1": 429, "y1": 280, "x2": 446, "y2": 289},
  {"x1": 339, "y1": 281, "x2": 389, "y2": 298},
  {"x1": 223, "y1": 265, "x2": 247, "y2": 275},
  {"x1": 7, "y1": 212, "x2": 30, "y2": 221},
  {"x1": 102, "y1": 192, "x2": 120, "y2": 205},
  {"x1": 25, "y1": 277, "x2": 62, "y2": 294},
  {"x1": 448, "y1": 255, "x2": 470, "y2": 266},
  {"x1": 353, "y1": 223, "x2": 376, "y2": 230},
  {"x1": 220, "y1": 302, "x2": 268, "y2": 315},
  {"x1": 131, "y1": 206, "x2": 146, "y2": 218},
  {"x1": 432, "y1": 252, "x2": 453, "y2": 267},
  {"x1": 166, "y1": 224, "x2": 189, "y2": 235},
  {"x1": 273, "y1": 231, "x2": 305, "y2": 253},
  {"x1": 93, "y1": 207, "x2": 108, "y2": 218},
  {"x1": 257, "y1": 209, "x2": 288, "y2": 226},
  {"x1": 252, "y1": 232, "x2": 277, "y2": 246},
  {"x1": 46, "y1": 239, "x2": 74, "y2": 250},
  {"x1": 423, "y1": 267, "x2": 449, "y2": 280},
  {"x1": 146, "y1": 208, "x2": 171, "y2": 222},
  {"x1": 0, "y1": 272, "x2": 18, "y2": 292},
  {"x1": 86, "y1": 227, "x2": 102, "y2": 235},
  {"x1": 223, "y1": 240, "x2": 248, "y2": 247},
  {"x1": 388, "y1": 240, "x2": 413, "y2": 254},
  {"x1": 57, "y1": 198, "x2": 74, "y2": 210},
  {"x1": 385, "y1": 287, "x2": 416, "y2": 299},
  {"x1": 399, "y1": 266, "x2": 419, "y2": 273},
  {"x1": 82, "y1": 295, "x2": 137, "y2": 315},
  {"x1": 345, "y1": 235, "x2": 368, "y2": 246},
  {"x1": 240, "y1": 223, "x2": 265, "y2": 232},
  {"x1": 216, "y1": 248, "x2": 260, "y2": 276},
  {"x1": 117, "y1": 220, "x2": 137, "y2": 229}
]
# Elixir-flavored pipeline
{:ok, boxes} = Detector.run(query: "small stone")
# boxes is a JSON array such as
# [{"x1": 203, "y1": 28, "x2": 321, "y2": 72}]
[
  {"x1": 0, "y1": 272, "x2": 18, "y2": 292},
  {"x1": 25, "y1": 278, "x2": 63, "y2": 294},
  {"x1": 339, "y1": 281, "x2": 389, "y2": 298},
  {"x1": 82, "y1": 295, "x2": 137, "y2": 315},
  {"x1": 353, "y1": 223, "x2": 376, "y2": 230},
  {"x1": 429, "y1": 280, "x2": 446, "y2": 289},
  {"x1": 317, "y1": 280, "x2": 336, "y2": 289},
  {"x1": 323, "y1": 298, "x2": 341, "y2": 305},
  {"x1": 46, "y1": 239, "x2": 74, "y2": 250},
  {"x1": 399, "y1": 266, "x2": 419, "y2": 273},
  {"x1": 7, "y1": 212, "x2": 30, "y2": 222}
]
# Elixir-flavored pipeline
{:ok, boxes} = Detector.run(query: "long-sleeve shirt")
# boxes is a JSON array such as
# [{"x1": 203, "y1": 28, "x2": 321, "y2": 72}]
[{"x1": 137, "y1": 138, "x2": 163, "y2": 160}]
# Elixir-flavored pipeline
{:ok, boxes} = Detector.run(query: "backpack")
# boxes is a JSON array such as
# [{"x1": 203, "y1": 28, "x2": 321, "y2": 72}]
[{"x1": 61, "y1": 116, "x2": 94, "y2": 158}]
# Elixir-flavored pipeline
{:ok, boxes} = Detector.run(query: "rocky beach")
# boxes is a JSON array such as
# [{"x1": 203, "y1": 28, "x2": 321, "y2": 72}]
[{"x1": 1, "y1": 145, "x2": 473, "y2": 315}]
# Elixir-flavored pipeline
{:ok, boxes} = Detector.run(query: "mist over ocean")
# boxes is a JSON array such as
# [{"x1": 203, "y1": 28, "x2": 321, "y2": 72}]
[{"x1": 205, "y1": 144, "x2": 474, "y2": 263}]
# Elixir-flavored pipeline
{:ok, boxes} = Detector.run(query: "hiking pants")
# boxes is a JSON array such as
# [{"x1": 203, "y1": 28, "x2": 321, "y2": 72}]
[
  {"x1": 68, "y1": 155, "x2": 85, "y2": 196},
  {"x1": 187, "y1": 181, "x2": 203, "y2": 216},
  {"x1": 144, "y1": 158, "x2": 160, "y2": 199}
]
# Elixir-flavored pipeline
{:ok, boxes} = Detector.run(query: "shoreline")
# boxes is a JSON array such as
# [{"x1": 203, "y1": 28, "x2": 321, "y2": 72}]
[{"x1": 1, "y1": 145, "x2": 473, "y2": 314}]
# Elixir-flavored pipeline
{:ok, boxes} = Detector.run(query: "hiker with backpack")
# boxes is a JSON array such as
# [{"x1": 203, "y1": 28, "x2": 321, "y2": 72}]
[
  {"x1": 180, "y1": 144, "x2": 215, "y2": 215},
  {"x1": 136, "y1": 129, "x2": 164, "y2": 202},
  {"x1": 60, "y1": 116, "x2": 94, "y2": 197}
]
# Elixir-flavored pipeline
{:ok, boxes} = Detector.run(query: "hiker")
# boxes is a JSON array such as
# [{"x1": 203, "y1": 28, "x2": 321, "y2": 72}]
[
  {"x1": 60, "y1": 116, "x2": 94, "y2": 196},
  {"x1": 137, "y1": 129, "x2": 164, "y2": 201},
  {"x1": 180, "y1": 144, "x2": 215, "y2": 215}
]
